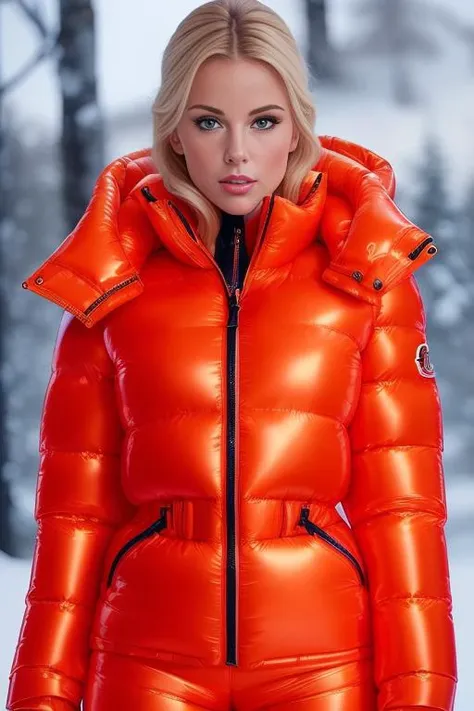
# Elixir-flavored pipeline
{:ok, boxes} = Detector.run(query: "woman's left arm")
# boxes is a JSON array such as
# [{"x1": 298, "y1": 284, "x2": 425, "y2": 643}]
[{"x1": 342, "y1": 274, "x2": 458, "y2": 711}]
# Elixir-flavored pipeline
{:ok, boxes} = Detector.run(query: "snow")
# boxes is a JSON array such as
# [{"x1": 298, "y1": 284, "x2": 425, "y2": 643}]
[
  {"x1": 446, "y1": 474, "x2": 474, "y2": 521},
  {"x1": 436, "y1": 287, "x2": 468, "y2": 325},
  {"x1": 449, "y1": 555, "x2": 474, "y2": 711}
]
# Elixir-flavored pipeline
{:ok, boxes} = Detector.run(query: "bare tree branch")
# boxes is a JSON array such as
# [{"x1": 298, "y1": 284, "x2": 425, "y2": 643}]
[
  {"x1": 420, "y1": 0, "x2": 474, "y2": 44},
  {"x1": 0, "y1": 35, "x2": 60, "y2": 98},
  {"x1": 16, "y1": 0, "x2": 49, "y2": 38},
  {"x1": 0, "y1": 0, "x2": 60, "y2": 98}
]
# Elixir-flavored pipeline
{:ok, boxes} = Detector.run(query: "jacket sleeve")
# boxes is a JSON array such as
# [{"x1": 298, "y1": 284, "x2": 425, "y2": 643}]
[
  {"x1": 6, "y1": 311, "x2": 135, "y2": 711},
  {"x1": 341, "y1": 274, "x2": 458, "y2": 711}
]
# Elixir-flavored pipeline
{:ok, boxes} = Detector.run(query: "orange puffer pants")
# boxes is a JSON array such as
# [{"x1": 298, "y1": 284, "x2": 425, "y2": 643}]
[{"x1": 83, "y1": 649, "x2": 377, "y2": 710}]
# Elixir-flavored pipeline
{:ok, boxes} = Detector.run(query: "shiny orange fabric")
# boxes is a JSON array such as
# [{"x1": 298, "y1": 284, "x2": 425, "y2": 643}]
[
  {"x1": 243, "y1": 209, "x2": 260, "y2": 256},
  {"x1": 82, "y1": 650, "x2": 377, "y2": 710},
  {"x1": 7, "y1": 135, "x2": 457, "y2": 711}
]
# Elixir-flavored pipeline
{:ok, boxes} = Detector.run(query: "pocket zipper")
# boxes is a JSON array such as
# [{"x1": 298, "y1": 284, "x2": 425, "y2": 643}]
[
  {"x1": 106, "y1": 505, "x2": 170, "y2": 588},
  {"x1": 298, "y1": 506, "x2": 366, "y2": 587}
]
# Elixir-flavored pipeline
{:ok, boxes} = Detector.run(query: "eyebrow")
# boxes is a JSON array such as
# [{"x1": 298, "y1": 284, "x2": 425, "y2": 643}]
[{"x1": 187, "y1": 104, "x2": 285, "y2": 116}]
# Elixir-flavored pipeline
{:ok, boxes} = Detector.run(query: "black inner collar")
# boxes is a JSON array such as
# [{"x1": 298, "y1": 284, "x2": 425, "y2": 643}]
[
  {"x1": 214, "y1": 211, "x2": 249, "y2": 291},
  {"x1": 219, "y1": 211, "x2": 245, "y2": 241}
]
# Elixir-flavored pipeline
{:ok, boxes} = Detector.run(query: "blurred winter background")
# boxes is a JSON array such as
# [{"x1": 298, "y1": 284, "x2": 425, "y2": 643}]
[{"x1": 1, "y1": 0, "x2": 473, "y2": 707}]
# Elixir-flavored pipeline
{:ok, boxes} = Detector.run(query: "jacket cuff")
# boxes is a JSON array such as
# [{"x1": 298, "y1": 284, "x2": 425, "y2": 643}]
[
  {"x1": 6, "y1": 667, "x2": 81, "y2": 710},
  {"x1": 378, "y1": 671, "x2": 457, "y2": 711},
  {"x1": 12, "y1": 700, "x2": 75, "y2": 711}
]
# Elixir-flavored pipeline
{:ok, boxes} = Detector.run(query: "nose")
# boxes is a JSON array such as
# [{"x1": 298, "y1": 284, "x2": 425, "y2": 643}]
[{"x1": 224, "y1": 128, "x2": 249, "y2": 164}]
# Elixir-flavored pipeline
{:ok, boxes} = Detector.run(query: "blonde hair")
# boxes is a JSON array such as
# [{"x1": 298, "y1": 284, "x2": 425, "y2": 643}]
[{"x1": 151, "y1": 0, "x2": 322, "y2": 251}]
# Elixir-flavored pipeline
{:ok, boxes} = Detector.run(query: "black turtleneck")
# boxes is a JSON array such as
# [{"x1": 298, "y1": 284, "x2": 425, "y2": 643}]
[{"x1": 214, "y1": 212, "x2": 250, "y2": 293}]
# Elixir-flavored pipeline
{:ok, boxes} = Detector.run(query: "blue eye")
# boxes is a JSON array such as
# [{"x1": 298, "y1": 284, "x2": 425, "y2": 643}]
[
  {"x1": 194, "y1": 117, "x2": 220, "y2": 131},
  {"x1": 193, "y1": 116, "x2": 281, "y2": 131},
  {"x1": 254, "y1": 117, "x2": 280, "y2": 130}
]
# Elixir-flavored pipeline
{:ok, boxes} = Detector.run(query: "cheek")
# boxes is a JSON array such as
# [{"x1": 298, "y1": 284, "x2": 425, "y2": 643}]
[
  {"x1": 182, "y1": 138, "x2": 217, "y2": 179},
  {"x1": 259, "y1": 133, "x2": 293, "y2": 171}
]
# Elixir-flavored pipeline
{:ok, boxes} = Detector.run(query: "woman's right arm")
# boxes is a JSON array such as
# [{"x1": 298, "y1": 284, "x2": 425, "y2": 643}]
[{"x1": 6, "y1": 311, "x2": 135, "y2": 711}]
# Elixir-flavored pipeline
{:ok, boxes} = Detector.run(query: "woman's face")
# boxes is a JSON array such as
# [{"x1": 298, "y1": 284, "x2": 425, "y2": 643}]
[{"x1": 169, "y1": 56, "x2": 299, "y2": 218}]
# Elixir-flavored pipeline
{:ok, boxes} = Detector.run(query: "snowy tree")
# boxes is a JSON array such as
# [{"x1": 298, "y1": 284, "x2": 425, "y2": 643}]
[
  {"x1": 410, "y1": 136, "x2": 454, "y2": 399},
  {"x1": 0, "y1": 126, "x2": 14, "y2": 556},
  {"x1": 58, "y1": 0, "x2": 104, "y2": 230},
  {"x1": 1, "y1": 112, "x2": 66, "y2": 557},
  {"x1": 450, "y1": 174, "x2": 474, "y2": 470},
  {"x1": 0, "y1": 0, "x2": 60, "y2": 556},
  {"x1": 412, "y1": 133, "x2": 457, "y2": 331},
  {"x1": 346, "y1": 0, "x2": 440, "y2": 105},
  {"x1": 304, "y1": 0, "x2": 340, "y2": 86},
  {"x1": 427, "y1": 1, "x2": 474, "y2": 71},
  {"x1": 411, "y1": 133, "x2": 473, "y2": 471},
  {"x1": 0, "y1": 0, "x2": 104, "y2": 556}
]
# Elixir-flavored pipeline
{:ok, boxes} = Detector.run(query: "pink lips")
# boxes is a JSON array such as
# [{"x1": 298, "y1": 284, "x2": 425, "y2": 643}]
[
  {"x1": 220, "y1": 182, "x2": 256, "y2": 195},
  {"x1": 220, "y1": 173, "x2": 256, "y2": 183},
  {"x1": 219, "y1": 174, "x2": 257, "y2": 195}
]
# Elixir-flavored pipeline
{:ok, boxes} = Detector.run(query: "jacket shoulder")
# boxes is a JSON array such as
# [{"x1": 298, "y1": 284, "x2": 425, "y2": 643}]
[
  {"x1": 376, "y1": 274, "x2": 427, "y2": 331},
  {"x1": 52, "y1": 311, "x2": 113, "y2": 376}
]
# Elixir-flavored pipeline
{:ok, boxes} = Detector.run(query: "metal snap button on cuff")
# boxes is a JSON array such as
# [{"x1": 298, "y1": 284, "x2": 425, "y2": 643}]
[
  {"x1": 352, "y1": 271, "x2": 363, "y2": 282},
  {"x1": 373, "y1": 279, "x2": 383, "y2": 290}
]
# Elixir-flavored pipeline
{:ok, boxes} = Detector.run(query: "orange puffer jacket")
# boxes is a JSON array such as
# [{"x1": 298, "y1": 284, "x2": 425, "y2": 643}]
[{"x1": 7, "y1": 135, "x2": 457, "y2": 711}]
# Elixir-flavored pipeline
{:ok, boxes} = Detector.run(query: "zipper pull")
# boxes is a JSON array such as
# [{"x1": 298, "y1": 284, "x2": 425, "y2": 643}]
[
  {"x1": 148, "y1": 506, "x2": 171, "y2": 534},
  {"x1": 228, "y1": 288, "x2": 240, "y2": 328},
  {"x1": 298, "y1": 506, "x2": 310, "y2": 525}
]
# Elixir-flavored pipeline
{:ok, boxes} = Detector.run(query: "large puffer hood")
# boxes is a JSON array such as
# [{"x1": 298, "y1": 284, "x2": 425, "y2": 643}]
[
  {"x1": 21, "y1": 135, "x2": 438, "y2": 326},
  {"x1": 8, "y1": 135, "x2": 457, "y2": 711}
]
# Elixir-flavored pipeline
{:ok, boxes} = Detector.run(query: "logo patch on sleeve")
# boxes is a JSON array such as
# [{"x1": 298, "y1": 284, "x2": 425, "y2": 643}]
[{"x1": 415, "y1": 342, "x2": 436, "y2": 378}]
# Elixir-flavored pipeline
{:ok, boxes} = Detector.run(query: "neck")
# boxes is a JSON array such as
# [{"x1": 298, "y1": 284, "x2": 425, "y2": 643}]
[
  {"x1": 221, "y1": 199, "x2": 263, "y2": 225},
  {"x1": 244, "y1": 199, "x2": 263, "y2": 224}
]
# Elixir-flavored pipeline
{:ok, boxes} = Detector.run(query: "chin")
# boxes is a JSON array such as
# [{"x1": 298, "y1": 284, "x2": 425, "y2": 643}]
[{"x1": 222, "y1": 198, "x2": 262, "y2": 216}]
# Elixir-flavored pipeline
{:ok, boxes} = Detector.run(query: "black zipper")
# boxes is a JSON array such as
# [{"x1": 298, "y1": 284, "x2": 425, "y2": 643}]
[
  {"x1": 407, "y1": 236, "x2": 434, "y2": 261},
  {"x1": 84, "y1": 274, "x2": 140, "y2": 317},
  {"x1": 298, "y1": 506, "x2": 366, "y2": 587},
  {"x1": 301, "y1": 172, "x2": 323, "y2": 205},
  {"x1": 167, "y1": 195, "x2": 275, "y2": 666},
  {"x1": 225, "y1": 200, "x2": 275, "y2": 665},
  {"x1": 225, "y1": 223, "x2": 243, "y2": 667},
  {"x1": 106, "y1": 505, "x2": 170, "y2": 588},
  {"x1": 168, "y1": 201, "x2": 198, "y2": 242}
]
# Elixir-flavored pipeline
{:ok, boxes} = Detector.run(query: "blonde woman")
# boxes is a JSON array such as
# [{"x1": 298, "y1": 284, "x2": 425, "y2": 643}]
[{"x1": 7, "y1": 1, "x2": 457, "y2": 710}]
